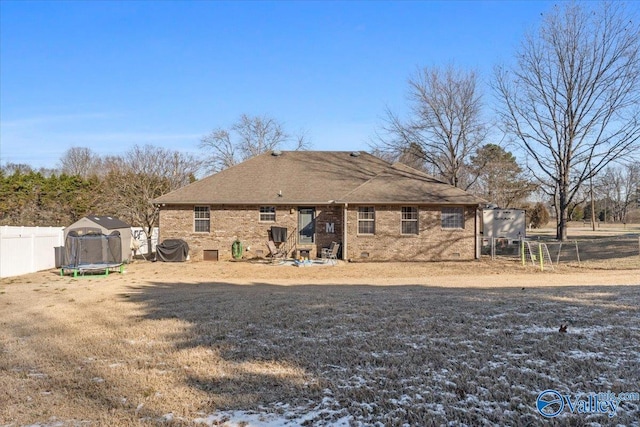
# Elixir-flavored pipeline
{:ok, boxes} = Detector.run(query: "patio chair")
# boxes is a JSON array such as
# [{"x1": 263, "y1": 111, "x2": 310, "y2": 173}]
[
  {"x1": 266, "y1": 240, "x2": 286, "y2": 264},
  {"x1": 321, "y1": 242, "x2": 340, "y2": 265}
]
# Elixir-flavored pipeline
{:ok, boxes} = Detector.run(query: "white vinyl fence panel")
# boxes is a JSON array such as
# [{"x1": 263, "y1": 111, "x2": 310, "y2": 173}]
[
  {"x1": 131, "y1": 227, "x2": 159, "y2": 256},
  {"x1": 0, "y1": 226, "x2": 65, "y2": 278}
]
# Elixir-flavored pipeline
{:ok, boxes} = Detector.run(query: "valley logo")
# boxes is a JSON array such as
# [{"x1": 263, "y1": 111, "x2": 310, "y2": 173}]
[
  {"x1": 536, "y1": 390, "x2": 565, "y2": 417},
  {"x1": 536, "y1": 389, "x2": 640, "y2": 418}
]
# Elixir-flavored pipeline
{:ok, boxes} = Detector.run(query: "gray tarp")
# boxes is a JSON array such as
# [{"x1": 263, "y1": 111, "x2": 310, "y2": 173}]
[{"x1": 155, "y1": 239, "x2": 189, "y2": 262}]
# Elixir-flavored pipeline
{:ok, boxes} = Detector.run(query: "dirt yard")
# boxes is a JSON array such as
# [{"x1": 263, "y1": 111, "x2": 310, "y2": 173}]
[{"x1": 1, "y1": 258, "x2": 639, "y2": 426}]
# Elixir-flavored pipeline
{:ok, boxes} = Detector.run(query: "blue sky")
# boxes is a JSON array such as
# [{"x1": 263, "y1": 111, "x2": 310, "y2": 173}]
[{"x1": 0, "y1": 0, "x2": 562, "y2": 170}]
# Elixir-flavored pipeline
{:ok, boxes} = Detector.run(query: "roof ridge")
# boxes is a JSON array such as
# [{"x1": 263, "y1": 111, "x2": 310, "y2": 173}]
[
  {"x1": 337, "y1": 163, "x2": 396, "y2": 201},
  {"x1": 389, "y1": 163, "x2": 478, "y2": 195}
]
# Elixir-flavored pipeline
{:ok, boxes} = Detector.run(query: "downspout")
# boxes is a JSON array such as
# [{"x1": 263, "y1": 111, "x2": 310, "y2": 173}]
[
  {"x1": 475, "y1": 205, "x2": 482, "y2": 259},
  {"x1": 343, "y1": 202, "x2": 348, "y2": 261}
]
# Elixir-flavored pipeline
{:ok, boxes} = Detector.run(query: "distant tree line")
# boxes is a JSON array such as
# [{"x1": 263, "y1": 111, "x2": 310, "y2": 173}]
[
  {"x1": 0, "y1": 170, "x2": 99, "y2": 226},
  {"x1": 0, "y1": 145, "x2": 200, "y2": 246},
  {"x1": 4, "y1": 139, "x2": 635, "y2": 232}
]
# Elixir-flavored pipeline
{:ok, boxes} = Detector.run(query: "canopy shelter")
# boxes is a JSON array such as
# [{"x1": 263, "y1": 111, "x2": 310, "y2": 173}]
[
  {"x1": 61, "y1": 229, "x2": 124, "y2": 277},
  {"x1": 64, "y1": 215, "x2": 132, "y2": 263}
]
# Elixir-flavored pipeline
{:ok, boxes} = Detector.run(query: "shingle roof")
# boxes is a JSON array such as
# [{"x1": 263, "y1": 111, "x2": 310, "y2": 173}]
[
  {"x1": 153, "y1": 151, "x2": 485, "y2": 206},
  {"x1": 85, "y1": 215, "x2": 131, "y2": 229}
]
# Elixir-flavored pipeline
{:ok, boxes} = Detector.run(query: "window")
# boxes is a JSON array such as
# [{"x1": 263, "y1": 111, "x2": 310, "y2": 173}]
[
  {"x1": 358, "y1": 207, "x2": 375, "y2": 234},
  {"x1": 194, "y1": 206, "x2": 210, "y2": 232},
  {"x1": 259, "y1": 206, "x2": 276, "y2": 222},
  {"x1": 441, "y1": 207, "x2": 464, "y2": 229},
  {"x1": 401, "y1": 207, "x2": 419, "y2": 235}
]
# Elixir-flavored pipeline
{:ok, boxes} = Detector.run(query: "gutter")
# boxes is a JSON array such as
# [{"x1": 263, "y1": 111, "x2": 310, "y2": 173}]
[
  {"x1": 153, "y1": 201, "x2": 344, "y2": 206},
  {"x1": 154, "y1": 200, "x2": 483, "y2": 207}
]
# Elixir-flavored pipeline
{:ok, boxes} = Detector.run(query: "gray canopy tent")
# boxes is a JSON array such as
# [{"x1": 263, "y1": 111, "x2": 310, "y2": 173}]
[{"x1": 59, "y1": 215, "x2": 132, "y2": 277}]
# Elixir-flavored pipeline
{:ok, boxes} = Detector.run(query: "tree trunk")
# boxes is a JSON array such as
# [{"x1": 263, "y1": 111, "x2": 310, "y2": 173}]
[
  {"x1": 557, "y1": 189, "x2": 569, "y2": 241},
  {"x1": 557, "y1": 208, "x2": 569, "y2": 241},
  {"x1": 145, "y1": 225, "x2": 154, "y2": 255}
]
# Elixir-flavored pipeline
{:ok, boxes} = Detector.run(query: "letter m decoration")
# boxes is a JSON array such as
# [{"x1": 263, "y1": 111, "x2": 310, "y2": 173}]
[{"x1": 326, "y1": 222, "x2": 335, "y2": 233}]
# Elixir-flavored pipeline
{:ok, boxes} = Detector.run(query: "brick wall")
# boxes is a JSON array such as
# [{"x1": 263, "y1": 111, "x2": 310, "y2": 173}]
[
  {"x1": 158, "y1": 204, "x2": 343, "y2": 261},
  {"x1": 159, "y1": 204, "x2": 476, "y2": 262},
  {"x1": 346, "y1": 205, "x2": 477, "y2": 261},
  {"x1": 313, "y1": 205, "x2": 343, "y2": 256}
]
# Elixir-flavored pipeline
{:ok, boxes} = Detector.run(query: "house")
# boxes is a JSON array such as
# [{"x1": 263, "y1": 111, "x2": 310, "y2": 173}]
[
  {"x1": 64, "y1": 215, "x2": 132, "y2": 263},
  {"x1": 153, "y1": 151, "x2": 486, "y2": 262}
]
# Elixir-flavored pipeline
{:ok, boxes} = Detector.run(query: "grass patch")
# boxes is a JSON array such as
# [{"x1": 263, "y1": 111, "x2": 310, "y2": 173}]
[{"x1": 0, "y1": 266, "x2": 638, "y2": 425}]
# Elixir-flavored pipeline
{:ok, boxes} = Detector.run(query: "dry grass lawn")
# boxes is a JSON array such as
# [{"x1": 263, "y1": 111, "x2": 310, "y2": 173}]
[{"x1": 1, "y1": 256, "x2": 639, "y2": 426}]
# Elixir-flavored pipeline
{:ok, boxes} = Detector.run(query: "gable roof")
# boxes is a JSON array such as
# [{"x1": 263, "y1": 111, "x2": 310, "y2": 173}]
[{"x1": 154, "y1": 151, "x2": 485, "y2": 206}]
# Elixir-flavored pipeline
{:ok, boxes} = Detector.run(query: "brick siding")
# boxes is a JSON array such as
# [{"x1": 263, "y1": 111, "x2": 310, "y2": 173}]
[
  {"x1": 158, "y1": 204, "x2": 476, "y2": 261},
  {"x1": 345, "y1": 205, "x2": 477, "y2": 261},
  {"x1": 158, "y1": 205, "x2": 343, "y2": 261}
]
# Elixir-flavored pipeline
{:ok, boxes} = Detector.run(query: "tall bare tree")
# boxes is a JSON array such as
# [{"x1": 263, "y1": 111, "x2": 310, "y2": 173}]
[
  {"x1": 200, "y1": 114, "x2": 310, "y2": 173},
  {"x1": 596, "y1": 163, "x2": 640, "y2": 222},
  {"x1": 374, "y1": 65, "x2": 488, "y2": 188},
  {"x1": 58, "y1": 147, "x2": 103, "y2": 178},
  {"x1": 494, "y1": 1, "x2": 640, "y2": 240},
  {"x1": 101, "y1": 144, "x2": 201, "y2": 252}
]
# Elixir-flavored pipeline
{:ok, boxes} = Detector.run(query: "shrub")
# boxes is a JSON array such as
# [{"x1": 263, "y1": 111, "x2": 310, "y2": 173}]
[
  {"x1": 569, "y1": 204, "x2": 584, "y2": 221},
  {"x1": 529, "y1": 202, "x2": 550, "y2": 228}
]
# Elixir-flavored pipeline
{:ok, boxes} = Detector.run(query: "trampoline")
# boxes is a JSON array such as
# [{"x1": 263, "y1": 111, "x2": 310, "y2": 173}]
[{"x1": 60, "y1": 229, "x2": 124, "y2": 277}]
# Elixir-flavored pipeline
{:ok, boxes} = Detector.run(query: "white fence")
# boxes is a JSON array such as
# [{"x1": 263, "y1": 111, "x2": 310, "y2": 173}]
[
  {"x1": 0, "y1": 226, "x2": 65, "y2": 278},
  {"x1": 131, "y1": 227, "x2": 159, "y2": 257},
  {"x1": 0, "y1": 226, "x2": 159, "y2": 278}
]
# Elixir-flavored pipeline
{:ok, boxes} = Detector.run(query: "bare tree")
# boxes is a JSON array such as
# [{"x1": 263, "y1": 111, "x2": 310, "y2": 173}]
[
  {"x1": 200, "y1": 114, "x2": 310, "y2": 173},
  {"x1": 1, "y1": 163, "x2": 34, "y2": 175},
  {"x1": 101, "y1": 144, "x2": 202, "y2": 253},
  {"x1": 374, "y1": 65, "x2": 488, "y2": 188},
  {"x1": 58, "y1": 147, "x2": 102, "y2": 178},
  {"x1": 494, "y1": 1, "x2": 640, "y2": 240},
  {"x1": 596, "y1": 163, "x2": 640, "y2": 222},
  {"x1": 369, "y1": 148, "x2": 398, "y2": 164}
]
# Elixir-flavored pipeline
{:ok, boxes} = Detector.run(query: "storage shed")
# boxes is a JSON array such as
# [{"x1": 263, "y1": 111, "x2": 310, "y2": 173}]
[{"x1": 64, "y1": 216, "x2": 132, "y2": 263}]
